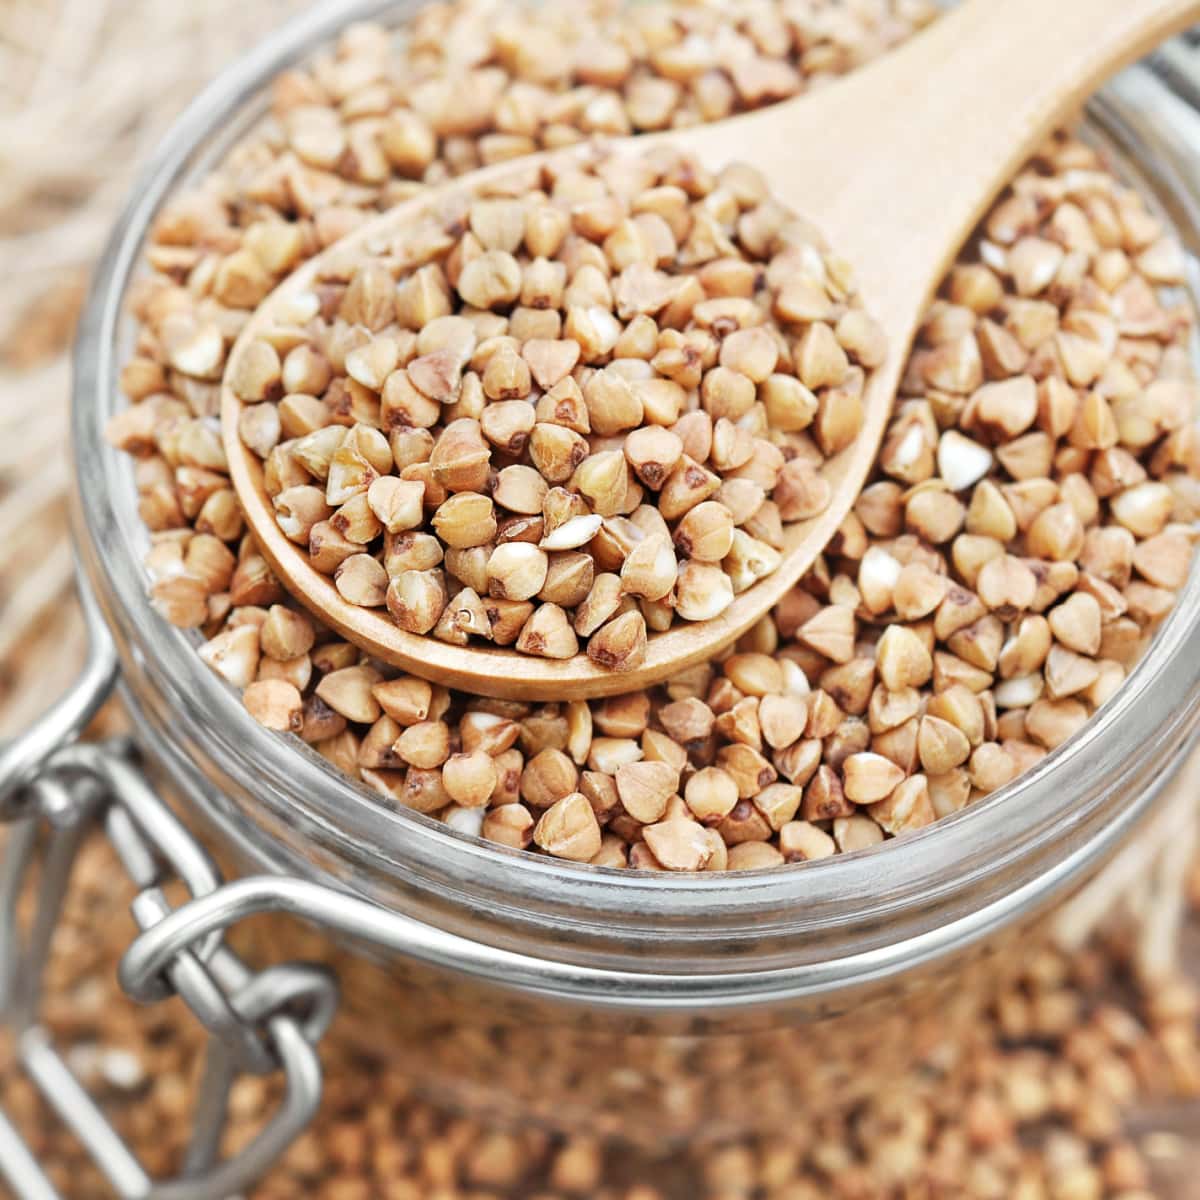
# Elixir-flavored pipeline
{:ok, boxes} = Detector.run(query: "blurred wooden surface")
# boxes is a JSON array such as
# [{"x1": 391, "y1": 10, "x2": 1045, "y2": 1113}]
[{"x1": 0, "y1": 0, "x2": 310, "y2": 736}]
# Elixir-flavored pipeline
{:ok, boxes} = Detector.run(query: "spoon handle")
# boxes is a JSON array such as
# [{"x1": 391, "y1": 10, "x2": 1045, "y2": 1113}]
[
  {"x1": 680, "y1": 0, "x2": 1200, "y2": 353},
  {"x1": 817, "y1": 0, "x2": 1200, "y2": 334}
]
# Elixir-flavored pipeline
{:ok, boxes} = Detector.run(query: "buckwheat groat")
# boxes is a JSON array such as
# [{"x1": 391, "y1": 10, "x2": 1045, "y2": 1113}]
[
  {"x1": 105, "y1": 0, "x2": 1200, "y2": 872},
  {"x1": 229, "y1": 145, "x2": 883, "y2": 666},
  {"x1": 108, "y1": 4, "x2": 929, "y2": 511},
  {"x1": 106, "y1": 0, "x2": 933, "y2": 662},
  {"x1": 184, "y1": 131, "x2": 1200, "y2": 870}
]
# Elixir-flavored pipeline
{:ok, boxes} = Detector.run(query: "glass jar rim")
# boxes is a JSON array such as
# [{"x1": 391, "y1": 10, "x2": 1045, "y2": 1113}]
[{"x1": 68, "y1": 0, "x2": 1200, "y2": 994}]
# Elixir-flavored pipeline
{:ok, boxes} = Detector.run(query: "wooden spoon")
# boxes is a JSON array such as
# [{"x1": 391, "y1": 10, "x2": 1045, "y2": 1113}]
[{"x1": 223, "y1": 0, "x2": 1199, "y2": 701}]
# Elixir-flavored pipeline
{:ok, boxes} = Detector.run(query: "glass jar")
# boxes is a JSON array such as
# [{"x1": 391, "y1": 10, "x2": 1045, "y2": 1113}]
[{"x1": 13, "y1": 0, "x2": 1200, "y2": 1181}]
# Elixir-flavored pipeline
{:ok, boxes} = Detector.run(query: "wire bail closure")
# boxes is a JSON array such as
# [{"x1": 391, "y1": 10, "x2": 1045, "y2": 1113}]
[{"x1": 0, "y1": 588, "x2": 338, "y2": 1200}]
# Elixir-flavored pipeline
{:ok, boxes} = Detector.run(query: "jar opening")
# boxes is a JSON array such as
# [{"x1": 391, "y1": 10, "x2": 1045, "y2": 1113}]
[{"x1": 68, "y1": 1, "x2": 1200, "y2": 991}]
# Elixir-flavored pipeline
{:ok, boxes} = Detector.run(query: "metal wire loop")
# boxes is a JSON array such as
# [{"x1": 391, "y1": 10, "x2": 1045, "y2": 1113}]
[
  {"x1": 0, "y1": 623, "x2": 336, "y2": 1199},
  {"x1": 228, "y1": 962, "x2": 340, "y2": 1051}
]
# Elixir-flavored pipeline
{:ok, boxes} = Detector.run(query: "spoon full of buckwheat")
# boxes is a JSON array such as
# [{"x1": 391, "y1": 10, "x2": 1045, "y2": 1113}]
[{"x1": 221, "y1": 0, "x2": 1199, "y2": 701}]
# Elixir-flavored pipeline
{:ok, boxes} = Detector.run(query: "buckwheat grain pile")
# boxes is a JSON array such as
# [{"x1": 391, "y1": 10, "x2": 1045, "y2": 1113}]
[
  {"x1": 225, "y1": 144, "x2": 883, "y2": 665},
  {"x1": 105, "y1": 2, "x2": 1200, "y2": 870},
  {"x1": 149, "y1": 131, "x2": 1200, "y2": 870}
]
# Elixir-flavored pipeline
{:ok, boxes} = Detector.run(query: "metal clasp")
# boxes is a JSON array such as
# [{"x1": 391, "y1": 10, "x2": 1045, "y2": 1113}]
[{"x1": 0, "y1": 604, "x2": 337, "y2": 1200}]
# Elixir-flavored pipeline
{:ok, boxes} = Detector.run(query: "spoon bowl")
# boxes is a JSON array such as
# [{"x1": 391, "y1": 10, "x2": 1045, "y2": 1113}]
[{"x1": 223, "y1": 0, "x2": 1200, "y2": 701}]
